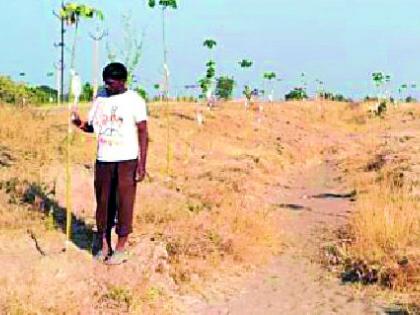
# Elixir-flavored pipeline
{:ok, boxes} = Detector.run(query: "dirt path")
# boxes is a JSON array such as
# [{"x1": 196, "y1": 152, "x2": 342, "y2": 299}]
[{"x1": 188, "y1": 159, "x2": 381, "y2": 315}]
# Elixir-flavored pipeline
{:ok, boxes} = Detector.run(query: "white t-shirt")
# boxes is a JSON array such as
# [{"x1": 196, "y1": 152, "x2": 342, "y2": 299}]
[{"x1": 88, "y1": 90, "x2": 148, "y2": 162}]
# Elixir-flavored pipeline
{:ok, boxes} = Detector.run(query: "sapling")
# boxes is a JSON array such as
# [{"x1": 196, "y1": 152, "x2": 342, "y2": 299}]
[
  {"x1": 400, "y1": 84, "x2": 408, "y2": 103},
  {"x1": 300, "y1": 72, "x2": 308, "y2": 100},
  {"x1": 60, "y1": 2, "x2": 103, "y2": 97},
  {"x1": 315, "y1": 79, "x2": 325, "y2": 99},
  {"x1": 371, "y1": 72, "x2": 390, "y2": 116},
  {"x1": 263, "y1": 71, "x2": 276, "y2": 102},
  {"x1": 147, "y1": 0, "x2": 177, "y2": 99},
  {"x1": 239, "y1": 59, "x2": 253, "y2": 108},
  {"x1": 197, "y1": 60, "x2": 216, "y2": 125},
  {"x1": 60, "y1": 2, "x2": 103, "y2": 247},
  {"x1": 147, "y1": 0, "x2": 178, "y2": 176},
  {"x1": 202, "y1": 39, "x2": 217, "y2": 109}
]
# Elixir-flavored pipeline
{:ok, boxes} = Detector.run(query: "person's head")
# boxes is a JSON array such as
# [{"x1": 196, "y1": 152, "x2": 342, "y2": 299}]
[{"x1": 102, "y1": 62, "x2": 128, "y2": 95}]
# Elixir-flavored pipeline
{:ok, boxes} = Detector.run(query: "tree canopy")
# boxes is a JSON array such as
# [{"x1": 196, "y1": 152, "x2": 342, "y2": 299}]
[
  {"x1": 203, "y1": 39, "x2": 217, "y2": 49},
  {"x1": 148, "y1": 0, "x2": 177, "y2": 9},
  {"x1": 239, "y1": 59, "x2": 253, "y2": 68},
  {"x1": 60, "y1": 2, "x2": 104, "y2": 25}
]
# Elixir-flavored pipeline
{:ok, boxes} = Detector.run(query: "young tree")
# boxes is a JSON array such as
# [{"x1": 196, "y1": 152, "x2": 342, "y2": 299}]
[
  {"x1": 263, "y1": 71, "x2": 276, "y2": 102},
  {"x1": 200, "y1": 38, "x2": 218, "y2": 108},
  {"x1": 371, "y1": 72, "x2": 391, "y2": 116},
  {"x1": 147, "y1": 0, "x2": 177, "y2": 99},
  {"x1": 106, "y1": 14, "x2": 144, "y2": 89},
  {"x1": 372, "y1": 72, "x2": 387, "y2": 99},
  {"x1": 147, "y1": 0, "x2": 178, "y2": 176},
  {"x1": 239, "y1": 59, "x2": 253, "y2": 108},
  {"x1": 315, "y1": 79, "x2": 324, "y2": 99},
  {"x1": 60, "y1": 3, "x2": 103, "y2": 246},
  {"x1": 198, "y1": 60, "x2": 216, "y2": 97},
  {"x1": 60, "y1": 2, "x2": 104, "y2": 96}
]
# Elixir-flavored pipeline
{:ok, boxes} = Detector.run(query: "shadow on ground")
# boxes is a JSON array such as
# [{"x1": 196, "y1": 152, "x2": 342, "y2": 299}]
[
  {"x1": 0, "y1": 177, "x2": 94, "y2": 253},
  {"x1": 310, "y1": 190, "x2": 356, "y2": 200}
]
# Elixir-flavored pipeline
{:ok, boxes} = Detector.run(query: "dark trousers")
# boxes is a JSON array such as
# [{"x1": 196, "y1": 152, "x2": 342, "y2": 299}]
[{"x1": 94, "y1": 159, "x2": 138, "y2": 237}]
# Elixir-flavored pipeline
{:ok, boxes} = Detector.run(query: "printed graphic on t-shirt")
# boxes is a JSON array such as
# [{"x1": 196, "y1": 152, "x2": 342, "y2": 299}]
[{"x1": 97, "y1": 105, "x2": 124, "y2": 146}]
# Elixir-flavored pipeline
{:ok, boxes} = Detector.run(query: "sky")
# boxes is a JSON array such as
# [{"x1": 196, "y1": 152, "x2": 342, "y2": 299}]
[{"x1": 1, "y1": 0, "x2": 420, "y2": 99}]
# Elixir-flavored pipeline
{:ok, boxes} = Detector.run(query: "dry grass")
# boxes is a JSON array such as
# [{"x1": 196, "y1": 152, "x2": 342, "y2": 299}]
[
  {"x1": 330, "y1": 103, "x2": 420, "y2": 306},
  {"x1": 0, "y1": 100, "x2": 418, "y2": 313},
  {"x1": 0, "y1": 101, "x2": 288, "y2": 313},
  {"x1": 351, "y1": 177, "x2": 419, "y2": 265}
]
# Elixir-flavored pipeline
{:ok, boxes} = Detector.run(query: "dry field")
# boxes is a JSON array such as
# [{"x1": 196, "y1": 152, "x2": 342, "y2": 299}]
[{"x1": 0, "y1": 100, "x2": 418, "y2": 314}]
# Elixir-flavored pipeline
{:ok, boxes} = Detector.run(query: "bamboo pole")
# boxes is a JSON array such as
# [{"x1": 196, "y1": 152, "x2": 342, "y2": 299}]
[{"x1": 65, "y1": 99, "x2": 72, "y2": 249}]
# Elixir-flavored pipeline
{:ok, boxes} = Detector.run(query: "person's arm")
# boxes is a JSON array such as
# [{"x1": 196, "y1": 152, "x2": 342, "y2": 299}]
[
  {"x1": 135, "y1": 120, "x2": 148, "y2": 182},
  {"x1": 71, "y1": 111, "x2": 94, "y2": 133}
]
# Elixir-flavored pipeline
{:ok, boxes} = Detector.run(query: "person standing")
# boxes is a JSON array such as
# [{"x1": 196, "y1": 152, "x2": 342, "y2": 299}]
[{"x1": 72, "y1": 62, "x2": 149, "y2": 265}]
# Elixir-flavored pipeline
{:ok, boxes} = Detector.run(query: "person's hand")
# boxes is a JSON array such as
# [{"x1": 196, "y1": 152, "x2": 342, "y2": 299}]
[
  {"x1": 71, "y1": 110, "x2": 81, "y2": 127},
  {"x1": 135, "y1": 165, "x2": 146, "y2": 182}
]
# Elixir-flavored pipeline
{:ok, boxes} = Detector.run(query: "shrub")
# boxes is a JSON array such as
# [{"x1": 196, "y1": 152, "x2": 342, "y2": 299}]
[
  {"x1": 0, "y1": 76, "x2": 57, "y2": 105},
  {"x1": 285, "y1": 87, "x2": 307, "y2": 101},
  {"x1": 215, "y1": 76, "x2": 235, "y2": 100}
]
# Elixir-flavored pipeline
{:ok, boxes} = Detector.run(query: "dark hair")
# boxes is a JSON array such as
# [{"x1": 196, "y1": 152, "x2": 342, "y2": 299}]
[{"x1": 102, "y1": 62, "x2": 128, "y2": 81}]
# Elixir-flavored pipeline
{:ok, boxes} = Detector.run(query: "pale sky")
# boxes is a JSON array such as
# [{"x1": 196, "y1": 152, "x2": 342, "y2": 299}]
[{"x1": 1, "y1": 0, "x2": 420, "y2": 99}]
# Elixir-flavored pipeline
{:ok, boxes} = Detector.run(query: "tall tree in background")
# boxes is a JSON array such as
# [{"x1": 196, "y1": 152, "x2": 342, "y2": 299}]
[{"x1": 107, "y1": 14, "x2": 144, "y2": 89}]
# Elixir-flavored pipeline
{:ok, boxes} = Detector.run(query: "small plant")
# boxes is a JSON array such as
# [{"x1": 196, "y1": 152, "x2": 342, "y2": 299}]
[{"x1": 102, "y1": 285, "x2": 133, "y2": 307}]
